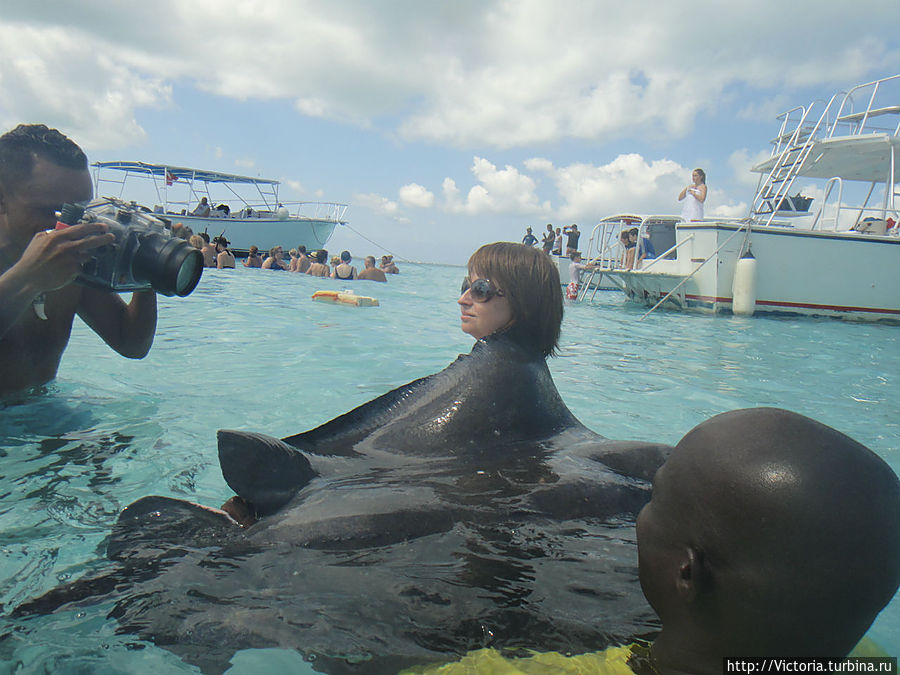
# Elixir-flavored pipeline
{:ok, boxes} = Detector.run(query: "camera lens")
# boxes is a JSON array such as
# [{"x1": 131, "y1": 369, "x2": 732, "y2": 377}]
[{"x1": 132, "y1": 234, "x2": 203, "y2": 297}]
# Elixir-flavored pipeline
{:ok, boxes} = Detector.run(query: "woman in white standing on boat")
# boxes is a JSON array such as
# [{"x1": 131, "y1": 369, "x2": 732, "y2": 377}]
[{"x1": 678, "y1": 168, "x2": 707, "y2": 221}]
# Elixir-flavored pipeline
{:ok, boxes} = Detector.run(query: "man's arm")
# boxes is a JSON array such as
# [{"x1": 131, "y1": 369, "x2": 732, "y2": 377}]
[
  {"x1": 0, "y1": 223, "x2": 114, "y2": 339},
  {"x1": 77, "y1": 288, "x2": 157, "y2": 359},
  {"x1": 0, "y1": 264, "x2": 47, "y2": 337}
]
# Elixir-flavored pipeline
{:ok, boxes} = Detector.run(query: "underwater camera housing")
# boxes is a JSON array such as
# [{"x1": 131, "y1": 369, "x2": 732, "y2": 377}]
[{"x1": 57, "y1": 198, "x2": 203, "y2": 297}]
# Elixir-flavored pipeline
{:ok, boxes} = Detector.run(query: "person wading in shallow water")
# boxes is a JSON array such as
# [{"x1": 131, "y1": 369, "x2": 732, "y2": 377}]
[
  {"x1": 357, "y1": 255, "x2": 386, "y2": 282},
  {"x1": 243, "y1": 245, "x2": 263, "y2": 268},
  {"x1": 0, "y1": 123, "x2": 158, "y2": 395}
]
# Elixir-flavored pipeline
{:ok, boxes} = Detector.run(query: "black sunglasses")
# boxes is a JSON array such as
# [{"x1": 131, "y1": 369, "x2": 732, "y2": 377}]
[{"x1": 461, "y1": 277, "x2": 505, "y2": 303}]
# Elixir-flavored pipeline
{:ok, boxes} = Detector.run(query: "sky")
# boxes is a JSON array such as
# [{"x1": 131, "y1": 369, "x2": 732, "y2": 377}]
[{"x1": 1, "y1": 1, "x2": 898, "y2": 265}]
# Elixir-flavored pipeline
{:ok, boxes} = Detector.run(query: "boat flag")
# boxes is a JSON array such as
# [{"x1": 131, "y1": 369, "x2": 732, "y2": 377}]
[{"x1": 165, "y1": 170, "x2": 178, "y2": 187}]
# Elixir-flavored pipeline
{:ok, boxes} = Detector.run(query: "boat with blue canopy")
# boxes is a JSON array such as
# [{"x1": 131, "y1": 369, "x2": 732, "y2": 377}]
[{"x1": 92, "y1": 161, "x2": 348, "y2": 255}]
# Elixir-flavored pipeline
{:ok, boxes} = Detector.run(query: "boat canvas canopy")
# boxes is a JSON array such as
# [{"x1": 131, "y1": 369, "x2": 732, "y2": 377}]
[{"x1": 92, "y1": 161, "x2": 280, "y2": 186}]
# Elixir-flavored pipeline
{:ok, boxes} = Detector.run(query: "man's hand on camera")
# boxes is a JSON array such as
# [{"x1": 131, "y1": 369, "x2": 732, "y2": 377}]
[{"x1": 15, "y1": 223, "x2": 114, "y2": 294}]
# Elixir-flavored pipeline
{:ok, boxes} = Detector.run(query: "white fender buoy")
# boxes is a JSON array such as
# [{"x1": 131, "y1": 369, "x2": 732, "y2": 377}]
[{"x1": 732, "y1": 251, "x2": 757, "y2": 316}]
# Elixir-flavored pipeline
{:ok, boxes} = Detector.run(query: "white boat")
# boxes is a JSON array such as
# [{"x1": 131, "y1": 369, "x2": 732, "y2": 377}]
[
  {"x1": 600, "y1": 75, "x2": 900, "y2": 322},
  {"x1": 92, "y1": 162, "x2": 348, "y2": 255},
  {"x1": 559, "y1": 214, "x2": 681, "y2": 298}
]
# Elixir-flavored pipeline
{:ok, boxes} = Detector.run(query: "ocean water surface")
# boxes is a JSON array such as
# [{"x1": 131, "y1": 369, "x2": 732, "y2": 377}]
[{"x1": 1, "y1": 261, "x2": 897, "y2": 672}]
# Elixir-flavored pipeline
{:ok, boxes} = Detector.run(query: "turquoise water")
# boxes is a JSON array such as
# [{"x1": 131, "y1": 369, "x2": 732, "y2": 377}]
[{"x1": 1, "y1": 262, "x2": 897, "y2": 671}]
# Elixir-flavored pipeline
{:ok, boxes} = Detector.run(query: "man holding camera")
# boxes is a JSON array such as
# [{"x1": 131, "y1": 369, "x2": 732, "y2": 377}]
[{"x1": 0, "y1": 124, "x2": 158, "y2": 395}]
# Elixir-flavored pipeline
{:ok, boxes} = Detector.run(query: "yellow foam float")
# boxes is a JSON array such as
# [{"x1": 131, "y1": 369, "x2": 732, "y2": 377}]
[{"x1": 311, "y1": 290, "x2": 380, "y2": 307}]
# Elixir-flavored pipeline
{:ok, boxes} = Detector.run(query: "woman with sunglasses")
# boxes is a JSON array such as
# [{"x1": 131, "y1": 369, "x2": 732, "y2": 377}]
[{"x1": 459, "y1": 241, "x2": 562, "y2": 357}]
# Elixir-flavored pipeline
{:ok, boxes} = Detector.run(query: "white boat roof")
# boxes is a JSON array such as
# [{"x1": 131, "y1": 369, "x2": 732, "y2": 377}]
[
  {"x1": 751, "y1": 133, "x2": 900, "y2": 182},
  {"x1": 598, "y1": 214, "x2": 682, "y2": 224},
  {"x1": 92, "y1": 161, "x2": 280, "y2": 186}
]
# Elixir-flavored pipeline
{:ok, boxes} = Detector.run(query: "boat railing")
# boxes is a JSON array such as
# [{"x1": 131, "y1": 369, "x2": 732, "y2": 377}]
[
  {"x1": 573, "y1": 220, "x2": 630, "y2": 302},
  {"x1": 281, "y1": 201, "x2": 349, "y2": 222},
  {"x1": 770, "y1": 105, "x2": 812, "y2": 156},
  {"x1": 829, "y1": 74, "x2": 900, "y2": 138},
  {"x1": 145, "y1": 199, "x2": 348, "y2": 223},
  {"x1": 639, "y1": 235, "x2": 692, "y2": 272},
  {"x1": 583, "y1": 220, "x2": 630, "y2": 269},
  {"x1": 810, "y1": 178, "x2": 844, "y2": 231},
  {"x1": 808, "y1": 175, "x2": 899, "y2": 233},
  {"x1": 640, "y1": 222, "x2": 751, "y2": 321}
]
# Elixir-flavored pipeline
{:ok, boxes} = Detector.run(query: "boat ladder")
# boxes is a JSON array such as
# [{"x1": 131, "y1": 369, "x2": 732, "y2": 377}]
[
  {"x1": 752, "y1": 75, "x2": 900, "y2": 228},
  {"x1": 752, "y1": 100, "x2": 836, "y2": 225}
]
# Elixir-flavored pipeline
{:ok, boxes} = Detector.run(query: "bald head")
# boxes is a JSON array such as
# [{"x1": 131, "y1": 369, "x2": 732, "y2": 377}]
[{"x1": 638, "y1": 408, "x2": 900, "y2": 660}]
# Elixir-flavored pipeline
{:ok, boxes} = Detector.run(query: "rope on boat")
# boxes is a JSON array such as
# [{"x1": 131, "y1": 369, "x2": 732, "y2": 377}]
[{"x1": 340, "y1": 221, "x2": 424, "y2": 267}]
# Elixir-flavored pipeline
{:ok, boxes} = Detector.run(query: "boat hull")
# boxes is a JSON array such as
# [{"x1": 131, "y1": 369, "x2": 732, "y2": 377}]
[
  {"x1": 607, "y1": 223, "x2": 900, "y2": 322},
  {"x1": 165, "y1": 214, "x2": 338, "y2": 255}
]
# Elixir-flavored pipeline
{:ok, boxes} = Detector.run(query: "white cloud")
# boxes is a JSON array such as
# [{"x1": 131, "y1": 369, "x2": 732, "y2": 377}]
[
  {"x1": 392, "y1": 151, "x2": 754, "y2": 225},
  {"x1": 523, "y1": 158, "x2": 554, "y2": 174},
  {"x1": 708, "y1": 202, "x2": 749, "y2": 219},
  {"x1": 284, "y1": 179, "x2": 305, "y2": 193},
  {"x1": 0, "y1": 24, "x2": 171, "y2": 149},
  {"x1": 529, "y1": 154, "x2": 689, "y2": 221},
  {"x1": 398, "y1": 183, "x2": 435, "y2": 208},
  {"x1": 441, "y1": 156, "x2": 549, "y2": 216},
  {"x1": 728, "y1": 148, "x2": 772, "y2": 190},
  {"x1": 353, "y1": 192, "x2": 399, "y2": 215},
  {"x1": 1, "y1": 1, "x2": 897, "y2": 152},
  {"x1": 234, "y1": 158, "x2": 256, "y2": 169}
]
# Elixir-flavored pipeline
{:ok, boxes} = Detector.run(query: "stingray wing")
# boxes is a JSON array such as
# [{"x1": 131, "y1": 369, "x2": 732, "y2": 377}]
[{"x1": 281, "y1": 370, "x2": 441, "y2": 455}]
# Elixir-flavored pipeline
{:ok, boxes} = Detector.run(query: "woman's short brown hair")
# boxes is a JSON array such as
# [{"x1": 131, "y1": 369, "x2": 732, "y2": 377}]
[{"x1": 467, "y1": 242, "x2": 563, "y2": 357}]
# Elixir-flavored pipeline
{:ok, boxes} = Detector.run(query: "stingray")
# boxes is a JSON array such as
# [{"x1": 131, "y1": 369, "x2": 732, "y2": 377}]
[{"x1": 13, "y1": 334, "x2": 671, "y2": 674}]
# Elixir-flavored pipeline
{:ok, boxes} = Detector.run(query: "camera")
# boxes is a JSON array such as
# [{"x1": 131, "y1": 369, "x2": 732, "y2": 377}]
[{"x1": 57, "y1": 198, "x2": 203, "y2": 297}]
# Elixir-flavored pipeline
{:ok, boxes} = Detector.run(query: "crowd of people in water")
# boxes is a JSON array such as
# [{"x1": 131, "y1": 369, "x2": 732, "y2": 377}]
[
  {"x1": 237, "y1": 245, "x2": 398, "y2": 281},
  {"x1": 170, "y1": 223, "x2": 400, "y2": 281}
]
